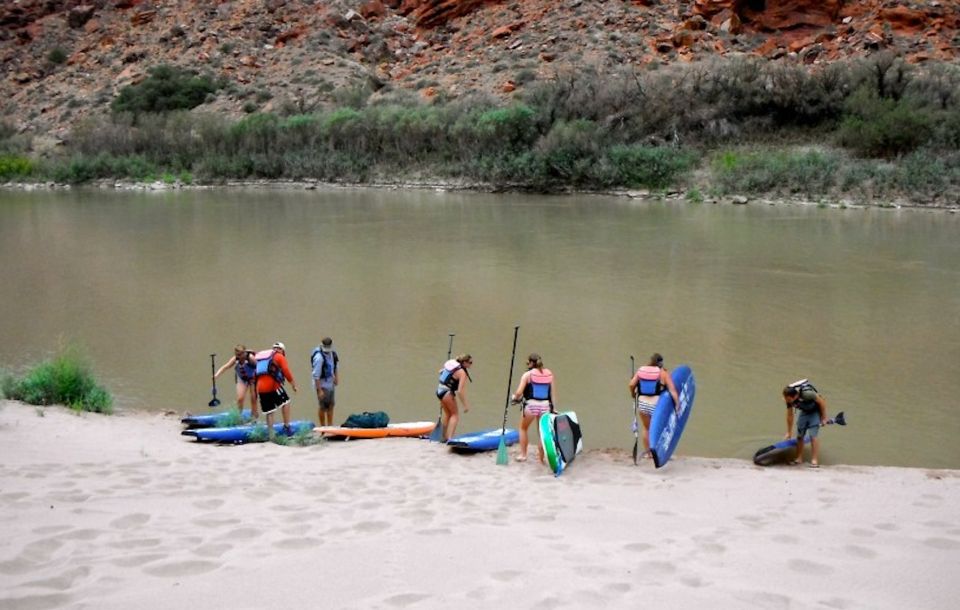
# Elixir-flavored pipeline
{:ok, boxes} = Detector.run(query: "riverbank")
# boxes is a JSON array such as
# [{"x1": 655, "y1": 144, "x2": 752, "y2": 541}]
[
  {"x1": 3, "y1": 175, "x2": 959, "y2": 213},
  {"x1": 2, "y1": 400, "x2": 958, "y2": 609}
]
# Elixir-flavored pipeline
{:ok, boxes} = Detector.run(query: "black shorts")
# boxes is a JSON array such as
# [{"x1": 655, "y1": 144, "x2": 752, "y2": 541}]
[{"x1": 259, "y1": 387, "x2": 290, "y2": 415}]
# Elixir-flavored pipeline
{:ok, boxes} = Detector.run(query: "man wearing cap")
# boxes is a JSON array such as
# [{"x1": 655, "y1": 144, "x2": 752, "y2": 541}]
[
  {"x1": 310, "y1": 337, "x2": 340, "y2": 427},
  {"x1": 255, "y1": 342, "x2": 298, "y2": 437}
]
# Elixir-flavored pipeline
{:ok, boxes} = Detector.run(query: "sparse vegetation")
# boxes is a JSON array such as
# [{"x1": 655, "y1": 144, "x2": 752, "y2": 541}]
[
  {"x1": 111, "y1": 64, "x2": 221, "y2": 116},
  {"x1": 10, "y1": 55, "x2": 958, "y2": 202}
]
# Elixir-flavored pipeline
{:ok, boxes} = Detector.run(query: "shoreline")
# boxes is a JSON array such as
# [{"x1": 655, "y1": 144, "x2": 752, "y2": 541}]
[
  {"x1": 2, "y1": 400, "x2": 959, "y2": 609},
  {"x1": 3, "y1": 178, "x2": 959, "y2": 214}
]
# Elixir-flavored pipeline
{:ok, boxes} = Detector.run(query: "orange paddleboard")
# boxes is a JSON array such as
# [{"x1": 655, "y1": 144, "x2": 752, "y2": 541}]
[{"x1": 315, "y1": 421, "x2": 436, "y2": 439}]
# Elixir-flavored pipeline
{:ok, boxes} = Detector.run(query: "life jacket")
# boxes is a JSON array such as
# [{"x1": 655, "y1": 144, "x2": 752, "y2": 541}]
[
  {"x1": 636, "y1": 366, "x2": 665, "y2": 396},
  {"x1": 255, "y1": 349, "x2": 284, "y2": 383},
  {"x1": 310, "y1": 347, "x2": 339, "y2": 380},
  {"x1": 789, "y1": 379, "x2": 820, "y2": 414},
  {"x1": 235, "y1": 354, "x2": 256, "y2": 383},
  {"x1": 438, "y1": 359, "x2": 462, "y2": 392},
  {"x1": 524, "y1": 368, "x2": 554, "y2": 402}
]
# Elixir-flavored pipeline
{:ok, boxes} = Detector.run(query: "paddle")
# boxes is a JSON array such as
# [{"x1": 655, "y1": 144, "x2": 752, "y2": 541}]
[
  {"x1": 630, "y1": 355, "x2": 639, "y2": 465},
  {"x1": 428, "y1": 333, "x2": 455, "y2": 442},
  {"x1": 496, "y1": 325, "x2": 520, "y2": 466},
  {"x1": 754, "y1": 411, "x2": 848, "y2": 464},
  {"x1": 208, "y1": 353, "x2": 221, "y2": 407}
]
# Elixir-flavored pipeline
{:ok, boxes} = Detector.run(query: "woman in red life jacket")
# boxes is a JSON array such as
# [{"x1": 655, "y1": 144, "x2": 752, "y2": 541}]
[
  {"x1": 510, "y1": 353, "x2": 555, "y2": 463},
  {"x1": 628, "y1": 353, "x2": 679, "y2": 460},
  {"x1": 436, "y1": 354, "x2": 473, "y2": 441}
]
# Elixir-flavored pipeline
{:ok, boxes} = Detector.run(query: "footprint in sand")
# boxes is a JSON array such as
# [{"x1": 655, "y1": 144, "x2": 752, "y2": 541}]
[
  {"x1": 415, "y1": 527, "x2": 451, "y2": 536},
  {"x1": 604, "y1": 581, "x2": 632, "y2": 594},
  {"x1": 923, "y1": 537, "x2": 960, "y2": 550},
  {"x1": 771, "y1": 534, "x2": 799, "y2": 544},
  {"x1": 193, "y1": 542, "x2": 233, "y2": 557},
  {"x1": 271, "y1": 537, "x2": 322, "y2": 550},
  {"x1": 787, "y1": 558, "x2": 834, "y2": 575},
  {"x1": 143, "y1": 559, "x2": 221, "y2": 577},
  {"x1": 193, "y1": 498, "x2": 225, "y2": 510},
  {"x1": 680, "y1": 575, "x2": 707, "y2": 588},
  {"x1": 0, "y1": 592, "x2": 73, "y2": 610},
  {"x1": 22, "y1": 566, "x2": 91, "y2": 591},
  {"x1": 635, "y1": 560, "x2": 676, "y2": 575},
  {"x1": 844, "y1": 545, "x2": 878, "y2": 559},
  {"x1": 112, "y1": 553, "x2": 166, "y2": 567},
  {"x1": 850, "y1": 528, "x2": 875, "y2": 538},
  {"x1": 490, "y1": 570, "x2": 524, "y2": 582},
  {"x1": 221, "y1": 527, "x2": 262, "y2": 540},
  {"x1": 354, "y1": 521, "x2": 391, "y2": 533},
  {"x1": 874, "y1": 522, "x2": 898, "y2": 531},
  {"x1": 819, "y1": 596, "x2": 855, "y2": 609},
  {"x1": 110, "y1": 538, "x2": 161, "y2": 550},
  {"x1": 0, "y1": 492, "x2": 30, "y2": 503},
  {"x1": 383, "y1": 593, "x2": 432, "y2": 607},
  {"x1": 110, "y1": 513, "x2": 151, "y2": 530}
]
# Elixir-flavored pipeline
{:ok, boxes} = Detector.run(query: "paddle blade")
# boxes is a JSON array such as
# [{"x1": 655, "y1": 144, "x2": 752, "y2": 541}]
[
  {"x1": 632, "y1": 438, "x2": 638, "y2": 465},
  {"x1": 428, "y1": 415, "x2": 443, "y2": 442},
  {"x1": 496, "y1": 436, "x2": 509, "y2": 465},
  {"x1": 834, "y1": 411, "x2": 846, "y2": 426}
]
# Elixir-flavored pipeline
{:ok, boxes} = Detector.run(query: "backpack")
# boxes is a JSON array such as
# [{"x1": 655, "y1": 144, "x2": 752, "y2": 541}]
[
  {"x1": 255, "y1": 349, "x2": 283, "y2": 382},
  {"x1": 341, "y1": 411, "x2": 389, "y2": 429},
  {"x1": 310, "y1": 347, "x2": 339, "y2": 380}
]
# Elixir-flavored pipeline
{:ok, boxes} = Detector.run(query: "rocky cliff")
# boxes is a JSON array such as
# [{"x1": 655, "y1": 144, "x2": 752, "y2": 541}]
[{"x1": 2, "y1": 1, "x2": 957, "y2": 141}]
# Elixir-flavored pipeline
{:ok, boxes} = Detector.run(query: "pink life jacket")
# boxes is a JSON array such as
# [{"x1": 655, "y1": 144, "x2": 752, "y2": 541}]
[
  {"x1": 636, "y1": 366, "x2": 664, "y2": 396},
  {"x1": 525, "y1": 368, "x2": 554, "y2": 402}
]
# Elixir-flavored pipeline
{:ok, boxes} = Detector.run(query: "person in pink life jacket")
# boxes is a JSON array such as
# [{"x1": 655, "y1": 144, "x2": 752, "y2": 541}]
[
  {"x1": 510, "y1": 353, "x2": 555, "y2": 463},
  {"x1": 628, "y1": 353, "x2": 679, "y2": 460},
  {"x1": 436, "y1": 354, "x2": 473, "y2": 441}
]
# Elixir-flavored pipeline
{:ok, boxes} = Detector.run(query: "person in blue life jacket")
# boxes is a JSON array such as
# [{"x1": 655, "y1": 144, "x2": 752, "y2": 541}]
[
  {"x1": 436, "y1": 354, "x2": 473, "y2": 441},
  {"x1": 783, "y1": 379, "x2": 828, "y2": 468},
  {"x1": 213, "y1": 344, "x2": 259, "y2": 418},
  {"x1": 627, "y1": 353, "x2": 679, "y2": 460},
  {"x1": 311, "y1": 337, "x2": 340, "y2": 427},
  {"x1": 510, "y1": 353, "x2": 555, "y2": 463}
]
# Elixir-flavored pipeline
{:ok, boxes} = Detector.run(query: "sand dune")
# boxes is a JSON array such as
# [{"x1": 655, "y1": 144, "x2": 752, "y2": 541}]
[{"x1": 1, "y1": 400, "x2": 957, "y2": 609}]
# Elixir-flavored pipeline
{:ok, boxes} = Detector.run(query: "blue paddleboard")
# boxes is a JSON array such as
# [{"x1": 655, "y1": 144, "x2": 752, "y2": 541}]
[
  {"x1": 648, "y1": 365, "x2": 696, "y2": 469},
  {"x1": 447, "y1": 427, "x2": 519, "y2": 453},
  {"x1": 181, "y1": 410, "x2": 252, "y2": 429},
  {"x1": 753, "y1": 439, "x2": 799, "y2": 466},
  {"x1": 183, "y1": 420, "x2": 314, "y2": 443}
]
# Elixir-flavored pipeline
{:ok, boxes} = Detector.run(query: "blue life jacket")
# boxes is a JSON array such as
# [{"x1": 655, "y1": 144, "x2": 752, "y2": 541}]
[
  {"x1": 310, "y1": 348, "x2": 339, "y2": 381},
  {"x1": 524, "y1": 368, "x2": 554, "y2": 402},
  {"x1": 235, "y1": 356, "x2": 256, "y2": 383},
  {"x1": 255, "y1": 350, "x2": 284, "y2": 383},
  {"x1": 438, "y1": 359, "x2": 461, "y2": 392},
  {"x1": 636, "y1": 365, "x2": 665, "y2": 396}
]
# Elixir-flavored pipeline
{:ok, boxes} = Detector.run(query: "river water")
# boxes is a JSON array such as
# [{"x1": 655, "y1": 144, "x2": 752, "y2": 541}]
[{"x1": 1, "y1": 188, "x2": 958, "y2": 469}]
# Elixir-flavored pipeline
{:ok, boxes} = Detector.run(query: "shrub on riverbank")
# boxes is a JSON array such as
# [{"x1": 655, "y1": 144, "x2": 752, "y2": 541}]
[
  {"x1": 0, "y1": 155, "x2": 34, "y2": 180},
  {"x1": 20, "y1": 55, "x2": 960, "y2": 202},
  {"x1": 1, "y1": 347, "x2": 113, "y2": 414}
]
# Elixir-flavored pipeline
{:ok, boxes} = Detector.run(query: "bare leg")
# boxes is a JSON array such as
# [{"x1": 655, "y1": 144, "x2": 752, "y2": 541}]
[
  {"x1": 794, "y1": 438, "x2": 805, "y2": 464},
  {"x1": 810, "y1": 437, "x2": 820, "y2": 466},
  {"x1": 235, "y1": 381, "x2": 246, "y2": 414},
  {"x1": 640, "y1": 412, "x2": 652, "y2": 455},
  {"x1": 250, "y1": 386, "x2": 259, "y2": 419},
  {"x1": 517, "y1": 411, "x2": 536, "y2": 460},
  {"x1": 440, "y1": 394, "x2": 458, "y2": 441},
  {"x1": 266, "y1": 412, "x2": 275, "y2": 439}
]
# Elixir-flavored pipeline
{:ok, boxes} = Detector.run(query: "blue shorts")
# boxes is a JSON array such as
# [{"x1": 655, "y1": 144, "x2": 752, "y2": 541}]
[{"x1": 796, "y1": 410, "x2": 821, "y2": 439}]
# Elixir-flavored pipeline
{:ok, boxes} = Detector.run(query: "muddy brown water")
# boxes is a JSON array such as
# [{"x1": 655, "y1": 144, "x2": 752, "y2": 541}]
[{"x1": 1, "y1": 188, "x2": 958, "y2": 468}]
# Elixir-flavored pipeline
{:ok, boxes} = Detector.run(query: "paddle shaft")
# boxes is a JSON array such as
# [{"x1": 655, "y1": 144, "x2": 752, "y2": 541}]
[{"x1": 500, "y1": 326, "x2": 520, "y2": 434}]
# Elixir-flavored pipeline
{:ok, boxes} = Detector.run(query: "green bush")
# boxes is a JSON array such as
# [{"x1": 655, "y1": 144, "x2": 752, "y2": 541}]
[
  {"x1": 47, "y1": 47, "x2": 68, "y2": 65},
  {"x1": 837, "y1": 87, "x2": 933, "y2": 157},
  {"x1": 0, "y1": 154, "x2": 34, "y2": 179},
  {"x1": 712, "y1": 149, "x2": 839, "y2": 195},
  {"x1": 2, "y1": 346, "x2": 113, "y2": 414},
  {"x1": 607, "y1": 146, "x2": 698, "y2": 189},
  {"x1": 111, "y1": 64, "x2": 220, "y2": 115}
]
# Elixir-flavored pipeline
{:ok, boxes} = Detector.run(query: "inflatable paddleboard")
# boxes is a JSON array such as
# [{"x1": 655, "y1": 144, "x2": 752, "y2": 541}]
[
  {"x1": 753, "y1": 438, "x2": 799, "y2": 466},
  {"x1": 648, "y1": 365, "x2": 696, "y2": 469},
  {"x1": 539, "y1": 411, "x2": 583, "y2": 476},
  {"x1": 447, "y1": 427, "x2": 519, "y2": 453},
  {"x1": 181, "y1": 410, "x2": 252, "y2": 429},
  {"x1": 315, "y1": 421, "x2": 437, "y2": 439},
  {"x1": 183, "y1": 420, "x2": 315, "y2": 443}
]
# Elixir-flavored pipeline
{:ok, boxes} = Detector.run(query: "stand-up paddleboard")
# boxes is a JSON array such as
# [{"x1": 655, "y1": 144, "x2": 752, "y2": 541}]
[
  {"x1": 183, "y1": 420, "x2": 315, "y2": 443},
  {"x1": 753, "y1": 439, "x2": 799, "y2": 466},
  {"x1": 315, "y1": 421, "x2": 437, "y2": 440},
  {"x1": 539, "y1": 411, "x2": 583, "y2": 476},
  {"x1": 447, "y1": 427, "x2": 520, "y2": 453},
  {"x1": 753, "y1": 412, "x2": 846, "y2": 466},
  {"x1": 648, "y1": 365, "x2": 696, "y2": 469},
  {"x1": 181, "y1": 410, "x2": 252, "y2": 429}
]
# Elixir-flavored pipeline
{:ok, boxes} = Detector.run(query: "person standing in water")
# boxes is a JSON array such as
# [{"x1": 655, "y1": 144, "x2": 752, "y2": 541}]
[
  {"x1": 511, "y1": 353, "x2": 555, "y2": 463},
  {"x1": 436, "y1": 354, "x2": 473, "y2": 441},
  {"x1": 628, "y1": 353, "x2": 679, "y2": 460},
  {"x1": 213, "y1": 345, "x2": 258, "y2": 419}
]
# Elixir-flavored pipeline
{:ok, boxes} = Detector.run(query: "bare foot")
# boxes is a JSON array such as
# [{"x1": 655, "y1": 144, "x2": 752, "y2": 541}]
[{"x1": 514, "y1": 454, "x2": 527, "y2": 462}]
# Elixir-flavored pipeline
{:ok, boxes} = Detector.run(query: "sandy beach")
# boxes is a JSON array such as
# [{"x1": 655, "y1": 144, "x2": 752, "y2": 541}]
[{"x1": 1, "y1": 401, "x2": 958, "y2": 610}]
